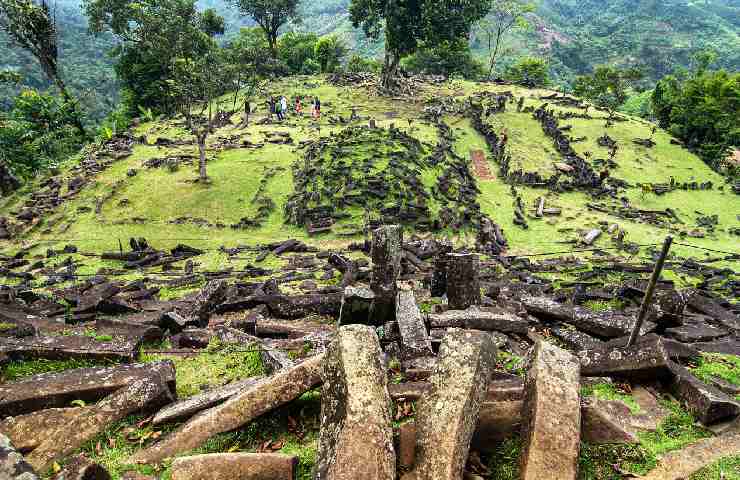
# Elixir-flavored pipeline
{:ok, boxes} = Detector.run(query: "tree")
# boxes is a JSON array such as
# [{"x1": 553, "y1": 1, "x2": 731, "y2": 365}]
[
  {"x1": 652, "y1": 69, "x2": 740, "y2": 170},
  {"x1": 171, "y1": 49, "x2": 229, "y2": 182},
  {"x1": 349, "y1": 0, "x2": 490, "y2": 91},
  {"x1": 0, "y1": 0, "x2": 86, "y2": 135},
  {"x1": 504, "y1": 56, "x2": 549, "y2": 87},
  {"x1": 347, "y1": 54, "x2": 382, "y2": 73},
  {"x1": 479, "y1": 0, "x2": 535, "y2": 77},
  {"x1": 278, "y1": 31, "x2": 318, "y2": 74},
  {"x1": 314, "y1": 35, "x2": 348, "y2": 73},
  {"x1": 232, "y1": 0, "x2": 300, "y2": 54},
  {"x1": 200, "y1": 8, "x2": 226, "y2": 38},
  {"x1": 573, "y1": 65, "x2": 643, "y2": 118},
  {"x1": 403, "y1": 38, "x2": 484, "y2": 79},
  {"x1": 224, "y1": 29, "x2": 270, "y2": 127},
  {"x1": 84, "y1": 0, "x2": 214, "y2": 113}
]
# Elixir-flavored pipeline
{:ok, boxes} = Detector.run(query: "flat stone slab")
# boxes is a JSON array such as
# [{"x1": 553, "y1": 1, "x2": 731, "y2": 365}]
[
  {"x1": 0, "y1": 335, "x2": 138, "y2": 363},
  {"x1": 581, "y1": 397, "x2": 639, "y2": 444},
  {"x1": 686, "y1": 292, "x2": 740, "y2": 333},
  {"x1": 578, "y1": 336, "x2": 671, "y2": 380},
  {"x1": 665, "y1": 323, "x2": 729, "y2": 343},
  {"x1": 315, "y1": 325, "x2": 395, "y2": 480},
  {"x1": 414, "y1": 329, "x2": 496, "y2": 480},
  {"x1": 550, "y1": 323, "x2": 604, "y2": 350},
  {"x1": 395, "y1": 290, "x2": 432, "y2": 359},
  {"x1": 0, "y1": 361, "x2": 176, "y2": 418},
  {"x1": 692, "y1": 338, "x2": 740, "y2": 355},
  {"x1": 171, "y1": 453, "x2": 298, "y2": 480},
  {"x1": 427, "y1": 307, "x2": 529, "y2": 334},
  {"x1": 520, "y1": 340, "x2": 581, "y2": 480}
]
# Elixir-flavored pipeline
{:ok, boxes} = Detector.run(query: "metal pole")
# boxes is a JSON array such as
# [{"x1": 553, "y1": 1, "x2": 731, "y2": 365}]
[{"x1": 627, "y1": 236, "x2": 673, "y2": 347}]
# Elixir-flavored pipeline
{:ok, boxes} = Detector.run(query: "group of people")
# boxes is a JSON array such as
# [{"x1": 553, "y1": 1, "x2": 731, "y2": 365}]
[{"x1": 268, "y1": 96, "x2": 321, "y2": 121}]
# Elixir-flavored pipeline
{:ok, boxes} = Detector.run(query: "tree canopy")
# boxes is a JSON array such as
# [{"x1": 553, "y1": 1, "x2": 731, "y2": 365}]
[
  {"x1": 349, "y1": 0, "x2": 491, "y2": 89},
  {"x1": 232, "y1": 0, "x2": 300, "y2": 53}
]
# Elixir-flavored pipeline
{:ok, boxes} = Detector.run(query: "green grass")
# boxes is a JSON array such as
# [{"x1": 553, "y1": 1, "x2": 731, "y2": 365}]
[
  {"x1": 582, "y1": 299, "x2": 627, "y2": 313},
  {"x1": 690, "y1": 353, "x2": 740, "y2": 401},
  {"x1": 141, "y1": 339, "x2": 264, "y2": 398},
  {"x1": 580, "y1": 383, "x2": 641, "y2": 414},
  {"x1": 497, "y1": 351, "x2": 526, "y2": 377},
  {"x1": 487, "y1": 435, "x2": 522, "y2": 480},
  {"x1": 1, "y1": 358, "x2": 118, "y2": 382},
  {"x1": 690, "y1": 455, "x2": 740, "y2": 480}
]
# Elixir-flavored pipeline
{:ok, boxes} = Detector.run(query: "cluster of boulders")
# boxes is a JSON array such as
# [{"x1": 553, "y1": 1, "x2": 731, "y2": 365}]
[{"x1": 1, "y1": 225, "x2": 739, "y2": 479}]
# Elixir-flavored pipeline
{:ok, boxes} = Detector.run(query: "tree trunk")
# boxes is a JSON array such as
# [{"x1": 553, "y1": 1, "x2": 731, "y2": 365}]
[
  {"x1": 197, "y1": 133, "x2": 208, "y2": 181},
  {"x1": 243, "y1": 102, "x2": 250, "y2": 128},
  {"x1": 488, "y1": 29, "x2": 504, "y2": 78},
  {"x1": 381, "y1": 49, "x2": 401, "y2": 92}
]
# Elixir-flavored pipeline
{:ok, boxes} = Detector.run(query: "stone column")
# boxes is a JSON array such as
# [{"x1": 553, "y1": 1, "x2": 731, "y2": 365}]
[
  {"x1": 370, "y1": 225, "x2": 403, "y2": 324},
  {"x1": 446, "y1": 253, "x2": 481, "y2": 310}
]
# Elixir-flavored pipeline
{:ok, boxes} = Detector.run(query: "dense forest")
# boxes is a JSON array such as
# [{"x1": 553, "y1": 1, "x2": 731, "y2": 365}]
[{"x1": 2, "y1": 0, "x2": 739, "y2": 118}]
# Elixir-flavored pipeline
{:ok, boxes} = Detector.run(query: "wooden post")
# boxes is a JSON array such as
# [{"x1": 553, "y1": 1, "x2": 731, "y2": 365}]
[{"x1": 627, "y1": 236, "x2": 673, "y2": 347}]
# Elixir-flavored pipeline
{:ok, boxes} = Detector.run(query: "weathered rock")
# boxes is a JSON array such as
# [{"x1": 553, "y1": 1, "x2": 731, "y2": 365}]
[
  {"x1": 26, "y1": 376, "x2": 174, "y2": 472},
  {"x1": 130, "y1": 354, "x2": 324, "y2": 464},
  {"x1": 550, "y1": 324, "x2": 604, "y2": 350},
  {"x1": 397, "y1": 421, "x2": 417, "y2": 471},
  {"x1": 665, "y1": 323, "x2": 729, "y2": 343},
  {"x1": 370, "y1": 226, "x2": 403, "y2": 323},
  {"x1": 603, "y1": 334, "x2": 699, "y2": 362},
  {"x1": 0, "y1": 407, "x2": 85, "y2": 451},
  {"x1": 51, "y1": 454, "x2": 111, "y2": 480},
  {"x1": 339, "y1": 285, "x2": 375, "y2": 325},
  {"x1": 446, "y1": 254, "x2": 481, "y2": 310},
  {"x1": 395, "y1": 290, "x2": 432, "y2": 359},
  {"x1": 692, "y1": 338, "x2": 740, "y2": 355},
  {"x1": 521, "y1": 295, "x2": 654, "y2": 338},
  {"x1": 0, "y1": 361, "x2": 176, "y2": 417},
  {"x1": 639, "y1": 421, "x2": 740, "y2": 480},
  {"x1": 0, "y1": 433, "x2": 39, "y2": 480},
  {"x1": 582, "y1": 229, "x2": 602, "y2": 245},
  {"x1": 152, "y1": 377, "x2": 262, "y2": 426},
  {"x1": 666, "y1": 361, "x2": 740, "y2": 425},
  {"x1": 648, "y1": 289, "x2": 686, "y2": 328},
  {"x1": 686, "y1": 292, "x2": 740, "y2": 333},
  {"x1": 170, "y1": 453, "x2": 298, "y2": 480},
  {"x1": 260, "y1": 347, "x2": 295, "y2": 375},
  {"x1": 580, "y1": 397, "x2": 639, "y2": 444},
  {"x1": 95, "y1": 317, "x2": 163, "y2": 345},
  {"x1": 182, "y1": 280, "x2": 228, "y2": 326},
  {"x1": 578, "y1": 336, "x2": 671, "y2": 379},
  {"x1": 427, "y1": 307, "x2": 529, "y2": 334},
  {"x1": 0, "y1": 335, "x2": 138, "y2": 363},
  {"x1": 414, "y1": 329, "x2": 496, "y2": 480},
  {"x1": 316, "y1": 325, "x2": 395, "y2": 480},
  {"x1": 520, "y1": 340, "x2": 580, "y2": 480}
]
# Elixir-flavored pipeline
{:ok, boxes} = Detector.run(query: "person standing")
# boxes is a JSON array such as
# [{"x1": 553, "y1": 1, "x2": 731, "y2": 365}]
[
  {"x1": 313, "y1": 97, "x2": 321, "y2": 120},
  {"x1": 275, "y1": 97, "x2": 283, "y2": 121},
  {"x1": 267, "y1": 96, "x2": 276, "y2": 121},
  {"x1": 280, "y1": 96, "x2": 288, "y2": 120},
  {"x1": 295, "y1": 96, "x2": 302, "y2": 116}
]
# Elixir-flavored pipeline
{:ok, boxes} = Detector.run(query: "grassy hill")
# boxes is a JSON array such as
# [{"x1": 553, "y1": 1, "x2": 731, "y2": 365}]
[
  {"x1": 0, "y1": 75, "x2": 738, "y2": 291},
  {"x1": 1, "y1": 76, "x2": 739, "y2": 479}
]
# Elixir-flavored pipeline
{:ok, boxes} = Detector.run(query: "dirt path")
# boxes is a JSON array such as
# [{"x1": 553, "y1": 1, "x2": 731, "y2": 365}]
[{"x1": 470, "y1": 149, "x2": 495, "y2": 181}]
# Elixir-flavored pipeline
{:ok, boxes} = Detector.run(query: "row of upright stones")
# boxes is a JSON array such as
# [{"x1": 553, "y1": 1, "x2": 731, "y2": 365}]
[{"x1": 317, "y1": 225, "x2": 581, "y2": 480}]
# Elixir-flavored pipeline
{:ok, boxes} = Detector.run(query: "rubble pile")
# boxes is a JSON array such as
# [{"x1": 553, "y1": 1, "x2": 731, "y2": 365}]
[{"x1": 0, "y1": 225, "x2": 738, "y2": 479}]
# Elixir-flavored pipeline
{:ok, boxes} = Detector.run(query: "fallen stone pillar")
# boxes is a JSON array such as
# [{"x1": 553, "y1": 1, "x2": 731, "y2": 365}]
[
  {"x1": 0, "y1": 361, "x2": 176, "y2": 418},
  {"x1": 170, "y1": 453, "x2": 298, "y2": 480},
  {"x1": 413, "y1": 329, "x2": 496, "y2": 480},
  {"x1": 130, "y1": 354, "x2": 324, "y2": 465},
  {"x1": 666, "y1": 362, "x2": 740, "y2": 425},
  {"x1": 445, "y1": 254, "x2": 481, "y2": 310},
  {"x1": 578, "y1": 336, "x2": 671, "y2": 380},
  {"x1": 0, "y1": 408, "x2": 84, "y2": 452},
  {"x1": 315, "y1": 325, "x2": 395, "y2": 480},
  {"x1": 370, "y1": 225, "x2": 403, "y2": 323},
  {"x1": 0, "y1": 335, "x2": 138, "y2": 364},
  {"x1": 396, "y1": 290, "x2": 433, "y2": 359},
  {"x1": 152, "y1": 377, "x2": 262, "y2": 426},
  {"x1": 427, "y1": 307, "x2": 529, "y2": 334},
  {"x1": 520, "y1": 340, "x2": 581, "y2": 480},
  {"x1": 0, "y1": 433, "x2": 39, "y2": 479},
  {"x1": 27, "y1": 376, "x2": 174, "y2": 472}
]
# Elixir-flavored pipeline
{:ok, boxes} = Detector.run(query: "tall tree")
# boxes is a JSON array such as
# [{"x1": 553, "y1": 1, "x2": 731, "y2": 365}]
[
  {"x1": 573, "y1": 65, "x2": 643, "y2": 119},
  {"x1": 84, "y1": 0, "x2": 214, "y2": 113},
  {"x1": 350, "y1": 0, "x2": 490, "y2": 91},
  {"x1": 232, "y1": 0, "x2": 300, "y2": 54},
  {"x1": 0, "y1": 0, "x2": 86, "y2": 134},
  {"x1": 479, "y1": 0, "x2": 535, "y2": 77}
]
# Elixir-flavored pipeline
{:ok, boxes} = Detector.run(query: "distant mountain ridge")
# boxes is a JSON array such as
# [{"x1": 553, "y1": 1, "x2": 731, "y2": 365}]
[{"x1": 1, "y1": 0, "x2": 738, "y2": 118}]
